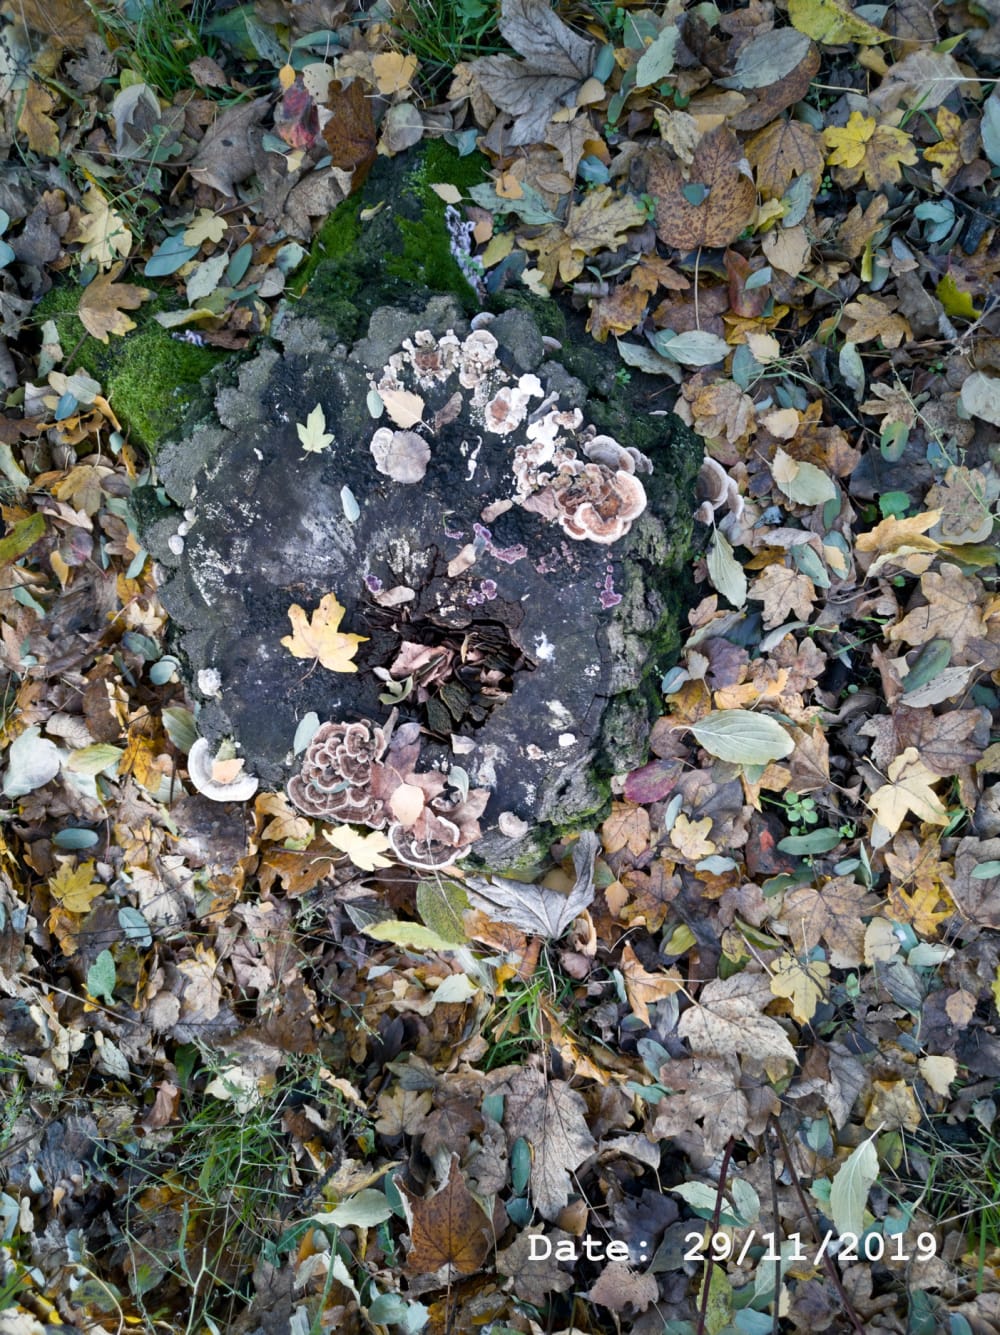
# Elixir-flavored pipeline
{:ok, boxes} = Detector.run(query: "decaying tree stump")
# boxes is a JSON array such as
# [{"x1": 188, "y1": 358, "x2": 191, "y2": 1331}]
[{"x1": 143, "y1": 152, "x2": 701, "y2": 868}]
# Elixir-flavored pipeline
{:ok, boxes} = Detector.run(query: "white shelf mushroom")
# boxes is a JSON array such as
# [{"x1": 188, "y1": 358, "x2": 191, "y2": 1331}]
[{"x1": 187, "y1": 737, "x2": 259, "y2": 803}]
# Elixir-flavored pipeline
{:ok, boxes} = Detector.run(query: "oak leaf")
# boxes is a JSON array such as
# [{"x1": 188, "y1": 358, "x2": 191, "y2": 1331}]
[
  {"x1": 868, "y1": 746, "x2": 949, "y2": 847},
  {"x1": 650, "y1": 129, "x2": 756, "y2": 250},
  {"x1": 77, "y1": 265, "x2": 152, "y2": 343},
  {"x1": 400, "y1": 1154, "x2": 493, "y2": 1277},
  {"x1": 280, "y1": 593, "x2": 367, "y2": 672}
]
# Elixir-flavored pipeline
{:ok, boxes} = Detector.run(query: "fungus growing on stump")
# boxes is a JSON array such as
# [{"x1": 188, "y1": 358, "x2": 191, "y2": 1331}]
[{"x1": 146, "y1": 287, "x2": 699, "y2": 867}]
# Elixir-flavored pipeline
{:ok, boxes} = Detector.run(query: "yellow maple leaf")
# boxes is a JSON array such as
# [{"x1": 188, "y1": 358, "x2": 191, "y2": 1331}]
[
  {"x1": 770, "y1": 953, "x2": 830, "y2": 1024},
  {"x1": 49, "y1": 859, "x2": 104, "y2": 914},
  {"x1": 669, "y1": 813, "x2": 716, "y2": 861},
  {"x1": 868, "y1": 747, "x2": 949, "y2": 848},
  {"x1": 281, "y1": 593, "x2": 367, "y2": 672},
  {"x1": 519, "y1": 187, "x2": 648, "y2": 288},
  {"x1": 72, "y1": 187, "x2": 133, "y2": 267},
  {"x1": 323, "y1": 824, "x2": 393, "y2": 870},
  {"x1": 620, "y1": 944, "x2": 683, "y2": 1025},
  {"x1": 824, "y1": 111, "x2": 917, "y2": 190}
]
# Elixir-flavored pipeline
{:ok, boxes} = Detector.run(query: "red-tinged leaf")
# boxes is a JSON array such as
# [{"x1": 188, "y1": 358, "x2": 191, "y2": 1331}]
[
  {"x1": 274, "y1": 80, "x2": 319, "y2": 150},
  {"x1": 624, "y1": 757, "x2": 683, "y2": 804}
]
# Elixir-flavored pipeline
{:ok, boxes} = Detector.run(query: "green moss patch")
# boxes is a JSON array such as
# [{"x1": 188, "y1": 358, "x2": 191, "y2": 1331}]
[
  {"x1": 294, "y1": 142, "x2": 490, "y2": 338},
  {"x1": 35, "y1": 284, "x2": 225, "y2": 453}
]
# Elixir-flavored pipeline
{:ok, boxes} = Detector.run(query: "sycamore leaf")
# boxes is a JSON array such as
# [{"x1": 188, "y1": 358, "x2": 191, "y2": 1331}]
[
  {"x1": 823, "y1": 112, "x2": 917, "y2": 190},
  {"x1": 750, "y1": 563, "x2": 816, "y2": 628},
  {"x1": 49, "y1": 860, "x2": 104, "y2": 914},
  {"x1": 789, "y1": 0, "x2": 888, "y2": 44},
  {"x1": 281, "y1": 593, "x2": 367, "y2": 672},
  {"x1": 18, "y1": 82, "x2": 60, "y2": 156},
  {"x1": 77, "y1": 265, "x2": 152, "y2": 343},
  {"x1": 297, "y1": 402, "x2": 334, "y2": 455},
  {"x1": 72, "y1": 187, "x2": 133, "y2": 267},
  {"x1": 519, "y1": 187, "x2": 647, "y2": 287},
  {"x1": 868, "y1": 747, "x2": 949, "y2": 848},
  {"x1": 770, "y1": 953, "x2": 830, "y2": 1023},
  {"x1": 620, "y1": 944, "x2": 683, "y2": 1024},
  {"x1": 324, "y1": 824, "x2": 393, "y2": 870},
  {"x1": 678, "y1": 973, "x2": 797, "y2": 1064}
]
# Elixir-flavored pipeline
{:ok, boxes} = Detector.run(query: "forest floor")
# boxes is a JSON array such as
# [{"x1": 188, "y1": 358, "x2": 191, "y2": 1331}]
[{"x1": 1, "y1": 0, "x2": 1000, "y2": 1332}]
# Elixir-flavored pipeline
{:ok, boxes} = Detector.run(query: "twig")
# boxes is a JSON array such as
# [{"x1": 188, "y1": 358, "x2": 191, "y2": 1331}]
[
  {"x1": 770, "y1": 1116, "x2": 867, "y2": 1335},
  {"x1": 695, "y1": 1135, "x2": 735, "y2": 1335}
]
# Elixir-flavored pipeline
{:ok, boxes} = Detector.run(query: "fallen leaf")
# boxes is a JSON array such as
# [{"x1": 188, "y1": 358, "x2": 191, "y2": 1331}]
[
  {"x1": 678, "y1": 973, "x2": 797, "y2": 1064},
  {"x1": 77, "y1": 265, "x2": 152, "y2": 343},
  {"x1": 650, "y1": 128, "x2": 756, "y2": 250},
  {"x1": 823, "y1": 111, "x2": 917, "y2": 190},
  {"x1": 669, "y1": 813, "x2": 716, "y2": 860},
  {"x1": 868, "y1": 747, "x2": 949, "y2": 847},
  {"x1": 49, "y1": 859, "x2": 103, "y2": 914},
  {"x1": 770, "y1": 953, "x2": 830, "y2": 1023},
  {"x1": 601, "y1": 801, "x2": 651, "y2": 856},
  {"x1": 71, "y1": 187, "x2": 133, "y2": 267},
  {"x1": 372, "y1": 51, "x2": 419, "y2": 94},
  {"x1": 789, "y1": 0, "x2": 889, "y2": 44},
  {"x1": 464, "y1": 831, "x2": 597, "y2": 939},
  {"x1": 746, "y1": 118, "x2": 824, "y2": 199},
  {"x1": 887, "y1": 564, "x2": 986, "y2": 654},
  {"x1": 519, "y1": 187, "x2": 647, "y2": 287},
  {"x1": 18, "y1": 82, "x2": 60, "y2": 156},
  {"x1": 620, "y1": 944, "x2": 683, "y2": 1024},
  {"x1": 500, "y1": 1067, "x2": 596, "y2": 1220},
  {"x1": 324, "y1": 824, "x2": 393, "y2": 870},
  {"x1": 750, "y1": 564, "x2": 817, "y2": 628},
  {"x1": 379, "y1": 387, "x2": 425, "y2": 429},
  {"x1": 280, "y1": 592, "x2": 368, "y2": 673},
  {"x1": 296, "y1": 402, "x2": 335, "y2": 455}
]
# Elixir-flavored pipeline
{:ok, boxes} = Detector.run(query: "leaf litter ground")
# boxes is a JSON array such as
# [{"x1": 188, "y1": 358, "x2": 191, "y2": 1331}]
[{"x1": 1, "y1": 0, "x2": 1000, "y2": 1331}]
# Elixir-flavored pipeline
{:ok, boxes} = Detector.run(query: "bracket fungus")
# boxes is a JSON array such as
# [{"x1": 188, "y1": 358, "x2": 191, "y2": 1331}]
[{"x1": 187, "y1": 737, "x2": 258, "y2": 803}]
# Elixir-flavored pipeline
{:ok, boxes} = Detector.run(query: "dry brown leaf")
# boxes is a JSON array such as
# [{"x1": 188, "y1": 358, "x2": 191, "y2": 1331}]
[
  {"x1": 650, "y1": 128, "x2": 756, "y2": 250},
  {"x1": 18, "y1": 82, "x2": 60, "y2": 156},
  {"x1": 400, "y1": 1154, "x2": 494, "y2": 1277},
  {"x1": 620, "y1": 945, "x2": 683, "y2": 1025},
  {"x1": 770, "y1": 953, "x2": 830, "y2": 1023},
  {"x1": 746, "y1": 119, "x2": 824, "y2": 199},
  {"x1": 651, "y1": 1055, "x2": 753, "y2": 1154},
  {"x1": 841, "y1": 293, "x2": 911, "y2": 348},
  {"x1": 868, "y1": 746, "x2": 949, "y2": 846},
  {"x1": 750, "y1": 564, "x2": 817, "y2": 628},
  {"x1": 678, "y1": 973, "x2": 797, "y2": 1064},
  {"x1": 887, "y1": 563, "x2": 985, "y2": 653},
  {"x1": 601, "y1": 801, "x2": 650, "y2": 856},
  {"x1": 778, "y1": 878, "x2": 874, "y2": 966},
  {"x1": 500, "y1": 1068, "x2": 595, "y2": 1221},
  {"x1": 520, "y1": 187, "x2": 647, "y2": 287},
  {"x1": 77, "y1": 265, "x2": 152, "y2": 343}
]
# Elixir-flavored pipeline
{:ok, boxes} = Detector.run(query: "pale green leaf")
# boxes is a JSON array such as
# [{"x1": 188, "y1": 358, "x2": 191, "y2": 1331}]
[
  {"x1": 635, "y1": 25, "x2": 679, "y2": 87},
  {"x1": 363, "y1": 920, "x2": 459, "y2": 952},
  {"x1": 297, "y1": 402, "x2": 335, "y2": 455},
  {"x1": 689, "y1": 710, "x2": 793, "y2": 764},
  {"x1": 771, "y1": 447, "x2": 837, "y2": 506},
  {"x1": 185, "y1": 251, "x2": 227, "y2": 305},
  {"x1": 65, "y1": 744, "x2": 124, "y2": 776},
  {"x1": 87, "y1": 949, "x2": 117, "y2": 1004},
  {"x1": 961, "y1": 372, "x2": 1000, "y2": 427},
  {"x1": 829, "y1": 1137, "x2": 878, "y2": 1237},
  {"x1": 312, "y1": 1188, "x2": 393, "y2": 1228},
  {"x1": 658, "y1": 330, "x2": 730, "y2": 366},
  {"x1": 706, "y1": 530, "x2": 747, "y2": 608}
]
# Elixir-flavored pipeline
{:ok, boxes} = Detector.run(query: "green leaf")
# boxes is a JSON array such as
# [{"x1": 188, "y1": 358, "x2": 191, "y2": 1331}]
[
  {"x1": 416, "y1": 878, "x2": 469, "y2": 944},
  {"x1": 118, "y1": 906, "x2": 153, "y2": 947},
  {"x1": 829, "y1": 1137, "x2": 878, "y2": 1237},
  {"x1": 185, "y1": 251, "x2": 228, "y2": 305},
  {"x1": 0, "y1": 512, "x2": 46, "y2": 565},
  {"x1": 772, "y1": 448, "x2": 837, "y2": 507},
  {"x1": 635, "y1": 24, "x2": 679, "y2": 87},
  {"x1": 2, "y1": 726, "x2": 61, "y2": 798},
  {"x1": 707, "y1": 530, "x2": 747, "y2": 608},
  {"x1": 960, "y1": 372, "x2": 1000, "y2": 427},
  {"x1": 689, "y1": 710, "x2": 793, "y2": 764},
  {"x1": 653, "y1": 329, "x2": 730, "y2": 366},
  {"x1": 162, "y1": 706, "x2": 197, "y2": 753},
  {"x1": 311, "y1": 1188, "x2": 393, "y2": 1228},
  {"x1": 87, "y1": 949, "x2": 117, "y2": 1004},
  {"x1": 65, "y1": 744, "x2": 124, "y2": 776},
  {"x1": 982, "y1": 93, "x2": 1000, "y2": 167},
  {"x1": 363, "y1": 920, "x2": 459, "y2": 952},
  {"x1": 732, "y1": 27, "x2": 811, "y2": 87},
  {"x1": 971, "y1": 861, "x2": 1000, "y2": 880},
  {"x1": 777, "y1": 829, "x2": 842, "y2": 855}
]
